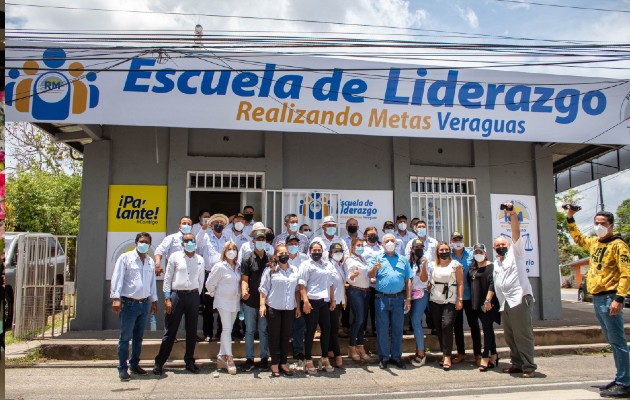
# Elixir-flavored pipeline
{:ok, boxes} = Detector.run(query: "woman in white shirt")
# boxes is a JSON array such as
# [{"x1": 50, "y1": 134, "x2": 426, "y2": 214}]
[
  {"x1": 429, "y1": 241, "x2": 464, "y2": 371},
  {"x1": 343, "y1": 238, "x2": 371, "y2": 361},
  {"x1": 327, "y1": 242, "x2": 346, "y2": 369},
  {"x1": 408, "y1": 239, "x2": 431, "y2": 367},
  {"x1": 259, "y1": 244, "x2": 301, "y2": 377},
  {"x1": 205, "y1": 242, "x2": 241, "y2": 375}
]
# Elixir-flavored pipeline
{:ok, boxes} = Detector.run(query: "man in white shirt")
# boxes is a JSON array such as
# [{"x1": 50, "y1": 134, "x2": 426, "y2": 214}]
[
  {"x1": 153, "y1": 233, "x2": 205, "y2": 376},
  {"x1": 342, "y1": 218, "x2": 362, "y2": 251},
  {"x1": 405, "y1": 220, "x2": 438, "y2": 262},
  {"x1": 192, "y1": 209, "x2": 210, "y2": 236},
  {"x1": 394, "y1": 214, "x2": 416, "y2": 251},
  {"x1": 242, "y1": 205, "x2": 257, "y2": 237},
  {"x1": 196, "y1": 213, "x2": 230, "y2": 341},
  {"x1": 492, "y1": 202, "x2": 536, "y2": 378},
  {"x1": 238, "y1": 222, "x2": 274, "y2": 264},
  {"x1": 274, "y1": 213, "x2": 310, "y2": 254},
  {"x1": 225, "y1": 212, "x2": 250, "y2": 251},
  {"x1": 154, "y1": 216, "x2": 193, "y2": 276},
  {"x1": 110, "y1": 232, "x2": 158, "y2": 381},
  {"x1": 311, "y1": 215, "x2": 349, "y2": 261}
]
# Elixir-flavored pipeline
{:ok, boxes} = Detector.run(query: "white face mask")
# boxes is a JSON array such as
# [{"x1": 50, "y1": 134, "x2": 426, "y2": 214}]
[
  {"x1": 202, "y1": 217, "x2": 209, "y2": 225},
  {"x1": 474, "y1": 254, "x2": 485, "y2": 262},
  {"x1": 226, "y1": 250, "x2": 237, "y2": 260},
  {"x1": 332, "y1": 253, "x2": 343, "y2": 262},
  {"x1": 398, "y1": 222, "x2": 407, "y2": 231},
  {"x1": 594, "y1": 224, "x2": 609, "y2": 238},
  {"x1": 452, "y1": 242, "x2": 464, "y2": 250},
  {"x1": 384, "y1": 241, "x2": 396, "y2": 252},
  {"x1": 234, "y1": 221, "x2": 244, "y2": 232}
]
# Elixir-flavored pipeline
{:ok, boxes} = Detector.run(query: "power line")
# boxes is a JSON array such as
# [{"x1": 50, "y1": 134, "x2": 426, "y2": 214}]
[{"x1": 494, "y1": 0, "x2": 630, "y2": 13}]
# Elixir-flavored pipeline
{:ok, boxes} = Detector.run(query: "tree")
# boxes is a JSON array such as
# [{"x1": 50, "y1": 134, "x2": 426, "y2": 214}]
[
  {"x1": 556, "y1": 189, "x2": 586, "y2": 265},
  {"x1": 617, "y1": 199, "x2": 630, "y2": 234}
]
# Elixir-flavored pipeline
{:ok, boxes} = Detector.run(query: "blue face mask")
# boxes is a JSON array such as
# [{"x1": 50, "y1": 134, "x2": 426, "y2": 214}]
[
  {"x1": 326, "y1": 227, "x2": 337, "y2": 236},
  {"x1": 289, "y1": 223, "x2": 299, "y2": 232},
  {"x1": 180, "y1": 224, "x2": 192, "y2": 234},
  {"x1": 385, "y1": 229, "x2": 395, "y2": 235},
  {"x1": 355, "y1": 246, "x2": 364, "y2": 256},
  {"x1": 255, "y1": 240, "x2": 266, "y2": 251},
  {"x1": 136, "y1": 242, "x2": 150, "y2": 254},
  {"x1": 288, "y1": 245, "x2": 299, "y2": 255},
  {"x1": 184, "y1": 241, "x2": 196, "y2": 252},
  {"x1": 416, "y1": 228, "x2": 427, "y2": 237}
]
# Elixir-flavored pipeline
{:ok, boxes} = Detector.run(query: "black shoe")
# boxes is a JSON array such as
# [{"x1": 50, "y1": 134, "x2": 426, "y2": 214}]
[
  {"x1": 393, "y1": 359, "x2": 406, "y2": 369},
  {"x1": 119, "y1": 369, "x2": 131, "y2": 381},
  {"x1": 241, "y1": 358, "x2": 255, "y2": 372},
  {"x1": 601, "y1": 384, "x2": 630, "y2": 398},
  {"x1": 206, "y1": 336, "x2": 214, "y2": 343},
  {"x1": 259, "y1": 358, "x2": 270, "y2": 371},
  {"x1": 152, "y1": 364, "x2": 163, "y2": 376},
  {"x1": 601, "y1": 381, "x2": 618, "y2": 391},
  {"x1": 378, "y1": 359, "x2": 388, "y2": 369},
  {"x1": 185, "y1": 363, "x2": 200, "y2": 374},
  {"x1": 129, "y1": 365, "x2": 148, "y2": 375},
  {"x1": 196, "y1": 335, "x2": 205, "y2": 342}
]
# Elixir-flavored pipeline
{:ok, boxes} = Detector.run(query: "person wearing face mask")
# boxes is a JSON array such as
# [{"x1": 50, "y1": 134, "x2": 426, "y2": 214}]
[
  {"x1": 311, "y1": 216, "x2": 350, "y2": 261},
  {"x1": 342, "y1": 218, "x2": 362, "y2": 251},
  {"x1": 381, "y1": 221, "x2": 404, "y2": 254},
  {"x1": 154, "y1": 217, "x2": 194, "y2": 276},
  {"x1": 492, "y1": 202, "x2": 536, "y2": 378},
  {"x1": 404, "y1": 220, "x2": 438, "y2": 262},
  {"x1": 225, "y1": 213, "x2": 249, "y2": 251},
  {"x1": 110, "y1": 232, "x2": 158, "y2": 381},
  {"x1": 362, "y1": 226, "x2": 383, "y2": 337},
  {"x1": 241, "y1": 205, "x2": 257, "y2": 237},
  {"x1": 468, "y1": 244, "x2": 500, "y2": 372},
  {"x1": 205, "y1": 242, "x2": 242, "y2": 375},
  {"x1": 450, "y1": 231, "x2": 482, "y2": 366},
  {"x1": 153, "y1": 233, "x2": 205, "y2": 376},
  {"x1": 344, "y1": 238, "x2": 371, "y2": 361},
  {"x1": 259, "y1": 244, "x2": 302, "y2": 377},
  {"x1": 274, "y1": 213, "x2": 310, "y2": 254},
  {"x1": 238, "y1": 222, "x2": 275, "y2": 265},
  {"x1": 299, "y1": 241, "x2": 336, "y2": 374},
  {"x1": 299, "y1": 224, "x2": 313, "y2": 239},
  {"x1": 429, "y1": 241, "x2": 464, "y2": 371},
  {"x1": 408, "y1": 239, "x2": 431, "y2": 367},
  {"x1": 192, "y1": 209, "x2": 211, "y2": 236},
  {"x1": 327, "y1": 243, "x2": 347, "y2": 368},
  {"x1": 394, "y1": 214, "x2": 415, "y2": 251},
  {"x1": 240, "y1": 230, "x2": 270, "y2": 372},
  {"x1": 285, "y1": 235, "x2": 310, "y2": 367},
  {"x1": 567, "y1": 208, "x2": 630, "y2": 397},
  {"x1": 196, "y1": 213, "x2": 230, "y2": 342},
  {"x1": 368, "y1": 233, "x2": 413, "y2": 370}
]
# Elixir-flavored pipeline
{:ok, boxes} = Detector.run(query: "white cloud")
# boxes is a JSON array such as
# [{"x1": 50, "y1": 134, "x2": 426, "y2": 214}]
[{"x1": 457, "y1": 6, "x2": 479, "y2": 29}]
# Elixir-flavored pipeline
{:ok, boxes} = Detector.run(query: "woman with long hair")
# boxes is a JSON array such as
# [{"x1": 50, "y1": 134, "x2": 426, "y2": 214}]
[
  {"x1": 408, "y1": 239, "x2": 431, "y2": 367},
  {"x1": 344, "y1": 238, "x2": 371, "y2": 361}
]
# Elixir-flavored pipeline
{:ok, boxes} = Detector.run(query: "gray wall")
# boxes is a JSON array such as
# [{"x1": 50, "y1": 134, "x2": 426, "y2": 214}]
[{"x1": 72, "y1": 126, "x2": 561, "y2": 330}]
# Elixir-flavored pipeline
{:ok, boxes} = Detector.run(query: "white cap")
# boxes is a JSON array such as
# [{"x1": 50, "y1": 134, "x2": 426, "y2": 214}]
[{"x1": 320, "y1": 216, "x2": 337, "y2": 226}]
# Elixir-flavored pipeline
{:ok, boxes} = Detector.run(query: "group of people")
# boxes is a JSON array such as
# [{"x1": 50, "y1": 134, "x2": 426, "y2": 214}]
[{"x1": 110, "y1": 201, "x2": 630, "y2": 397}]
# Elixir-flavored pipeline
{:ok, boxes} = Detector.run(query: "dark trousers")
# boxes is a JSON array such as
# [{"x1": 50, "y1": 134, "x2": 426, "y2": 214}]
[
  {"x1": 454, "y1": 300, "x2": 482, "y2": 356},
  {"x1": 478, "y1": 308, "x2": 498, "y2": 357},
  {"x1": 292, "y1": 301, "x2": 306, "y2": 359},
  {"x1": 430, "y1": 301, "x2": 456, "y2": 356},
  {"x1": 155, "y1": 291, "x2": 200, "y2": 366},
  {"x1": 201, "y1": 271, "x2": 214, "y2": 338},
  {"x1": 341, "y1": 302, "x2": 350, "y2": 329},
  {"x1": 267, "y1": 306, "x2": 295, "y2": 365},
  {"x1": 304, "y1": 299, "x2": 331, "y2": 360},
  {"x1": 363, "y1": 287, "x2": 377, "y2": 333},
  {"x1": 328, "y1": 305, "x2": 341, "y2": 357}
]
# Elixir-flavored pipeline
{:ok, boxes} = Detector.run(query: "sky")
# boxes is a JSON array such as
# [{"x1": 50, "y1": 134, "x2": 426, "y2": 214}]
[{"x1": 5, "y1": 0, "x2": 630, "y2": 232}]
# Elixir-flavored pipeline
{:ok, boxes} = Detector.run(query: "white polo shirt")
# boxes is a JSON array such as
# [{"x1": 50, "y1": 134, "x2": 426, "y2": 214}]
[{"x1": 493, "y1": 237, "x2": 534, "y2": 311}]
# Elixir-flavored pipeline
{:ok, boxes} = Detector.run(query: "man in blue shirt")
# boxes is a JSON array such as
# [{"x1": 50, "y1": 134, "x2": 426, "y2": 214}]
[
  {"x1": 450, "y1": 231, "x2": 482, "y2": 365},
  {"x1": 368, "y1": 233, "x2": 413, "y2": 369}
]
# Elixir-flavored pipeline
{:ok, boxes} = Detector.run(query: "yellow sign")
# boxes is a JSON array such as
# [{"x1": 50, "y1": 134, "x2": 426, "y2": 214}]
[{"x1": 107, "y1": 185, "x2": 167, "y2": 232}]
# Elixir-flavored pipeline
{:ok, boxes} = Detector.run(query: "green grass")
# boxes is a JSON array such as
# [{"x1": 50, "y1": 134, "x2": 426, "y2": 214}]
[
  {"x1": 7, "y1": 347, "x2": 44, "y2": 365},
  {"x1": 4, "y1": 330, "x2": 24, "y2": 346}
]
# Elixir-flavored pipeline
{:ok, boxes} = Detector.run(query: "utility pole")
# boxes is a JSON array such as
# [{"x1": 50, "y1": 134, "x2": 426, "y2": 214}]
[{"x1": 598, "y1": 178, "x2": 605, "y2": 211}]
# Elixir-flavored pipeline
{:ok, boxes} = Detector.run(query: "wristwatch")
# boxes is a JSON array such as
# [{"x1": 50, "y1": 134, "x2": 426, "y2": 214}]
[{"x1": 484, "y1": 299, "x2": 491, "y2": 303}]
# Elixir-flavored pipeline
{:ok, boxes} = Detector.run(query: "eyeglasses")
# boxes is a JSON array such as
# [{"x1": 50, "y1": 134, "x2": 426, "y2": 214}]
[{"x1": 183, "y1": 239, "x2": 195, "y2": 243}]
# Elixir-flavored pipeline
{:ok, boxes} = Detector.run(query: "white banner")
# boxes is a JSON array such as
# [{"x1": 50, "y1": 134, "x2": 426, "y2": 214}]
[
  {"x1": 5, "y1": 42, "x2": 630, "y2": 145},
  {"x1": 106, "y1": 232, "x2": 166, "y2": 280},
  {"x1": 490, "y1": 194, "x2": 540, "y2": 277}
]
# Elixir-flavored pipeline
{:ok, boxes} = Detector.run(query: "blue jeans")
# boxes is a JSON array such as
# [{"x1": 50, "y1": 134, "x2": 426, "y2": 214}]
[
  {"x1": 242, "y1": 303, "x2": 268, "y2": 360},
  {"x1": 117, "y1": 299, "x2": 150, "y2": 371},
  {"x1": 347, "y1": 287, "x2": 369, "y2": 346},
  {"x1": 593, "y1": 293, "x2": 630, "y2": 386},
  {"x1": 410, "y1": 290, "x2": 429, "y2": 352},
  {"x1": 375, "y1": 294, "x2": 405, "y2": 361},
  {"x1": 292, "y1": 308, "x2": 306, "y2": 359}
]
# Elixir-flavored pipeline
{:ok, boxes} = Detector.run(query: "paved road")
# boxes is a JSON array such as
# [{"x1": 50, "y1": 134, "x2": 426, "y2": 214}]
[
  {"x1": 561, "y1": 288, "x2": 580, "y2": 302},
  {"x1": 5, "y1": 353, "x2": 614, "y2": 400}
]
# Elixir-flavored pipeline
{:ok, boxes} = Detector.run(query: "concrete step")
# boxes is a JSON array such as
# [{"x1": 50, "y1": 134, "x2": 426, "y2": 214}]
[{"x1": 34, "y1": 325, "x2": 624, "y2": 361}]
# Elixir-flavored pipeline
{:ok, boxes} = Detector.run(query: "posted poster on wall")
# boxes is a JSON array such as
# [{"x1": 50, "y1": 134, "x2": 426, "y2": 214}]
[
  {"x1": 281, "y1": 189, "x2": 393, "y2": 237},
  {"x1": 106, "y1": 185, "x2": 167, "y2": 279},
  {"x1": 490, "y1": 194, "x2": 540, "y2": 277}
]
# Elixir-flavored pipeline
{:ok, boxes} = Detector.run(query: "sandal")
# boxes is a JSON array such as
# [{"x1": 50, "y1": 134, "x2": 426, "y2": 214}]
[
  {"x1": 270, "y1": 365, "x2": 281, "y2": 378},
  {"x1": 479, "y1": 358, "x2": 490, "y2": 372},
  {"x1": 320, "y1": 359, "x2": 335, "y2": 373},
  {"x1": 305, "y1": 360, "x2": 318, "y2": 375},
  {"x1": 442, "y1": 357, "x2": 452, "y2": 371},
  {"x1": 280, "y1": 364, "x2": 294, "y2": 376},
  {"x1": 488, "y1": 354, "x2": 499, "y2": 369},
  {"x1": 356, "y1": 345, "x2": 370, "y2": 361},
  {"x1": 411, "y1": 353, "x2": 426, "y2": 367},
  {"x1": 348, "y1": 346, "x2": 360, "y2": 361}
]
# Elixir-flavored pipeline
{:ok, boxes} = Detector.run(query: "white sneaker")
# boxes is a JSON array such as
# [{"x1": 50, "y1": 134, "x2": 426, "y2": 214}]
[{"x1": 411, "y1": 355, "x2": 426, "y2": 367}]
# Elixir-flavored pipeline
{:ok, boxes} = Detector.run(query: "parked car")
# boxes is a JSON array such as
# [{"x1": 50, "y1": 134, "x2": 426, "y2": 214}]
[
  {"x1": 4, "y1": 232, "x2": 67, "y2": 330},
  {"x1": 578, "y1": 278, "x2": 630, "y2": 308}
]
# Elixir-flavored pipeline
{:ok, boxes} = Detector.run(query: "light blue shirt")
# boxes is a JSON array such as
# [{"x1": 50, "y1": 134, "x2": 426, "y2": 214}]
[
  {"x1": 370, "y1": 252, "x2": 413, "y2": 294},
  {"x1": 273, "y1": 231, "x2": 310, "y2": 254},
  {"x1": 154, "y1": 232, "x2": 184, "y2": 264},
  {"x1": 452, "y1": 248, "x2": 473, "y2": 301},
  {"x1": 298, "y1": 259, "x2": 333, "y2": 301},
  {"x1": 259, "y1": 265, "x2": 300, "y2": 310},
  {"x1": 110, "y1": 250, "x2": 158, "y2": 302}
]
